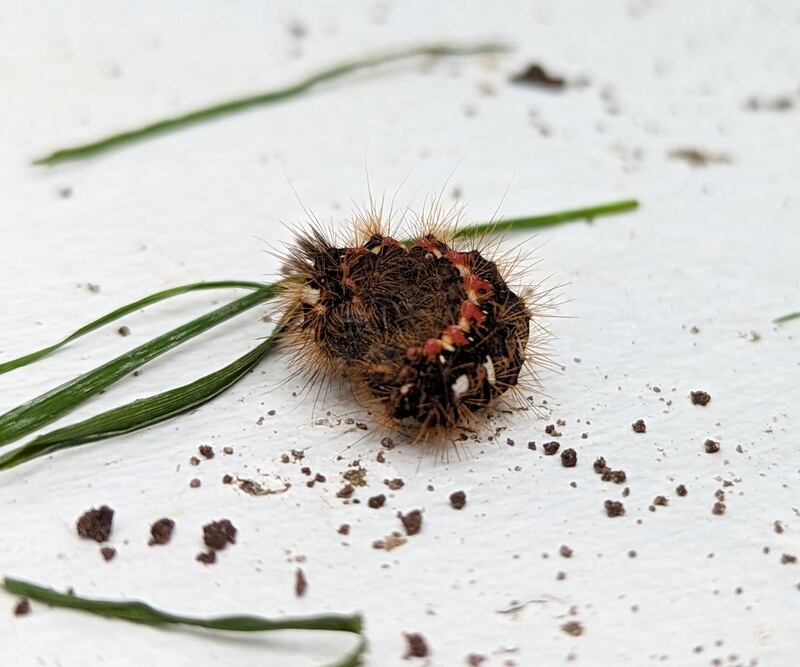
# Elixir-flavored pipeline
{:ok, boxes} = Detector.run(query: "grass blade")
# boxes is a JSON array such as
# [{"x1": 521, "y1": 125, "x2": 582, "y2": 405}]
[
  {"x1": 774, "y1": 311, "x2": 800, "y2": 324},
  {"x1": 33, "y1": 41, "x2": 505, "y2": 166},
  {"x1": 3, "y1": 577, "x2": 362, "y2": 634},
  {"x1": 453, "y1": 199, "x2": 639, "y2": 239},
  {"x1": 0, "y1": 285, "x2": 278, "y2": 449},
  {"x1": 0, "y1": 280, "x2": 266, "y2": 376},
  {"x1": 0, "y1": 323, "x2": 286, "y2": 470}
]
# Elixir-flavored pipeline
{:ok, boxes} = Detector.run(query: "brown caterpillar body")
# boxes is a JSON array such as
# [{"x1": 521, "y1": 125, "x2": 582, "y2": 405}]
[{"x1": 278, "y1": 204, "x2": 550, "y2": 440}]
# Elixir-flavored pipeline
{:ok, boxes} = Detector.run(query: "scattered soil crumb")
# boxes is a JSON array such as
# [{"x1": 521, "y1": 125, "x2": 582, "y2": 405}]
[
  {"x1": 196, "y1": 550, "x2": 216, "y2": 565},
  {"x1": 404, "y1": 632, "x2": 429, "y2": 658},
  {"x1": 691, "y1": 390, "x2": 712, "y2": 406},
  {"x1": 561, "y1": 448, "x2": 577, "y2": 467},
  {"x1": 450, "y1": 491, "x2": 467, "y2": 510},
  {"x1": 149, "y1": 518, "x2": 175, "y2": 546},
  {"x1": 705, "y1": 439, "x2": 720, "y2": 454},
  {"x1": 368, "y1": 494, "x2": 386, "y2": 509},
  {"x1": 559, "y1": 545, "x2": 573, "y2": 558},
  {"x1": 291, "y1": 449, "x2": 305, "y2": 462},
  {"x1": 385, "y1": 478, "x2": 405, "y2": 490},
  {"x1": 189, "y1": 478, "x2": 201, "y2": 488},
  {"x1": 746, "y1": 95, "x2": 794, "y2": 111},
  {"x1": 510, "y1": 63, "x2": 567, "y2": 89},
  {"x1": 543, "y1": 441, "x2": 560, "y2": 455},
  {"x1": 781, "y1": 553, "x2": 797, "y2": 565},
  {"x1": 653, "y1": 495, "x2": 668, "y2": 507},
  {"x1": 527, "y1": 441, "x2": 536, "y2": 450},
  {"x1": 76, "y1": 505, "x2": 114, "y2": 543},
  {"x1": 774, "y1": 521, "x2": 784, "y2": 534},
  {"x1": 223, "y1": 446, "x2": 234, "y2": 455},
  {"x1": 628, "y1": 550, "x2": 637, "y2": 558},
  {"x1": 545, "y1": 424, "x2": 562, "y2": 437},
  {"x1": 13, "y1": 599, "x2": 30, "y2": 617},
  {"x1": 561, "y1": 621, "x2": 584, "y2": 636},
  {"x1": 604, "y1": 500, "x2": 625, "y2": 517},
  {"x1": 189, "y1": 456, "x2": 200, "y2": 466},
  {"x1": 203, "y1": 519, "x2": 237, "y2": 550},
  {"x1": 602, "y1": 469, "x2": 627, "y2": 484},
  {"x1": 668, "y1": 148, "x2": 731, "y2": 167},
  {"x1": 399, "y1": 510, "x2": 423, "y2": 536},
  {"x1": 381, "y1": 437, "x2": 396, "y2": 449},
  {"x1": 343, "y1": 464, "x2": 367, "y2": 487},
  {"x1": 237, "y1": 477, "x2": 291, "y2": 496},
  {"x1": 376, "y1": 451, "x2": 386, "y2": 463},
  {"x1": 338, "y1": 523, "x2": 350, "y2": 535},
  {"x1": 374, "y1": 532, "x2": 407, "y2": 551},
  {"x1": 676, "y1": 484, "x2": 688, "y2": 496},
  {"x1": 337, "y1": 484, "x2": 355, "y2": 499},
  {"x1": 295, "y1": 568, "x2": 308, "y2": 597},
  {"x1": 632, "y1": 419, "x2": 647, "y2": 433},
  {"x1": 466, "y1": 654, "x2": 486, "y2": 666},
  {"x1": 222, "y1": 474, "x2": 233, "y2": 484},
  {"x1": 593, "y1": 457, "x2": 607, "y2": 473},
  {"x1": 712, "y1": 502, "x2": 727, "y2": 516},
  {"x1": 199, "y1": 445, "x2": 214, "y2": 459},
  {"x1": 100, "y1": 546, "x2": 116, "y2": 561},
  {"x1": 87, "y1": 283, "x2": 101, "y2": 293},
  {"x1": 117, "y1": 326, "x2": 130, "y2": 337}
]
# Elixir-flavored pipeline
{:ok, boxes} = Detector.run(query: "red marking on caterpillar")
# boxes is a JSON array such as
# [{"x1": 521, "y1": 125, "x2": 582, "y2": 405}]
[{"x1": 276, "y1": 201, "x2": 554, "y2": 442}]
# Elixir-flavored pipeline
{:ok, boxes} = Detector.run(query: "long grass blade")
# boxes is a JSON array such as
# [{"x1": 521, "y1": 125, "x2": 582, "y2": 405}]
[
  {"x1": 453, "y1": 199, "x2": 639, "y2": 239},
  {"x1": 0, "y1": 323, "x2": 286, "y2": 470},
  {"x1": 33, "y1": 42, "x2": 505, "y2": 166},
  {"x1": 774, "y1": 311, "x2": 800, "y2": 324},
  {"x1": 0, "y1": 280, "x2": 266, "y2": 376},
  {"x1": 0, "y1": 285, "x2": 277, "y2": 449}
]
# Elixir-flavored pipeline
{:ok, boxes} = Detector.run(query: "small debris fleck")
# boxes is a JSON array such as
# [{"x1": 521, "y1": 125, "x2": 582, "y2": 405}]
[
  {"x1": 449, "y1": 490, "x2": 467, "y2": 510},
  {"x1": 781, "y1": 553, "x2": 797, "y2": 565},
  {"x1": 712, "y1": 502, "x2": 727, "y2": 516},
  {"x1": 337, "y1": 484, "x2": 355, "y2": 499},
  {"x1": 149, "y1": 518, "x2": 175, "y2": 546},
  {"x1": 560, "y1": 448, "x2": 577, "y2": 467},
  {"x1": 13, "y1": 599, "x2": 30, "y2": 616},
  {"x1": 690, "y1": 390, "x2": 712, "y2": 406},
  {"x1": 100, "y1": 546, "x2": 116, "y2": 561},
  {"x1": 76, "y1": 505, "x2": 114, "y2": 543},
  {"x1": 510, "y1": 63, "x2": 567, "y2": 89},
  {"x1": 543, "y1": 441, "x2": 560, "y2": 455},
  {"x1": 338, "y1": 523, "x2": 350, "y2": 535},
  {"x1": 559, "y1": 544, "x2": 573, "y2": 558},
  {"x1": 199, "y1": 445, "x2": 214, "y2": 459},
  {"x1": 604, "y1": 500, "x2": 625, "y2": 518},
  {"x1": 117, "y1": 326, "x2": 130, "y2": 337},
  {"x1": 561, "y1": 621, "x2": 584, "y2": 636},
  {"x1": 385, "y1": 478, "x2": 405, "y2": 491},
  {"x1": 705, "y1": 439, "x2": 720, "y2": 454},
  {"x1": 295, "y1": 568, "x2": 308, "y2": 597},
  {"x1": 189, "y1": 478, "x2": 201, "y2": 488},
  {"x1": 404, "y1": 632, "x2": 429, "y2": 658},
  {"x1": 653, "y1": 495, "x2": 668, "y2": 507},
  {"x1": 676, "y1": 484, "x2": 688, "y2": 497},
  {"x1": 196, "y1": 550, "x2": 216, "y2": 565},
  {"x1": 368, "y1": 494, "x2": 386, "y2": 509},
  {"x1": 398, "y1": 510, "x2": 423, "y2": 536},
  {"x1": 632, "y1": 419, "x2": 647, "y2": 433},
  {"x1": 203, "y1": 519, "x2": 237, "y2": 550}
]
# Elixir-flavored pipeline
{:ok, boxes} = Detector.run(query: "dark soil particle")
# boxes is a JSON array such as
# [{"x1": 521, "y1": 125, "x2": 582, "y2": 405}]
[
  {"x1": 117, "y1": 326, "x2": 130, "y2": 337},
  {"x1": 653, "y1": 495, "x2": 668, "y2": 507},
  {"x1": 628, "y1": 550, "x2": 637, "y2": 558},
  {"x1": 337, "y1": 484, "x2": 355, "y2": 499},
  {"x1": 295, "y1": 568, "x2": 308, "y2": 597},
  {"x1": 593, "y1": 457, "x2": 607, "y2": 473},
  {"x1": 196, "y1": 550, "x2": 216, "y2": 565},
  {"x1": 712, "y1": 502, "x2": 727, "y2": 515},
  {"x1": 189, "y1": 456, "x2": 200, "y2": 466},
  {"x1": 203, "y1": 519, "x2": 237, "y2": 550},
  {"x1": 100, "y1": 546, "x2": 116, "y2": 561},
  {"x1": 466, "y1": 654, "x2": 486, "y2": 666},
  {"x1": 399, "y1": 510, "x2": 423, "y2": 536},
  {"x1": 13, "y1": 599, "x2": 30, "y2": 616},
  {"x1": 510, "y1": 63, "x2": 567, "y2": 89},
  {"x1": 604, "y1": 500, "x2": 625, "y2": 517},
  {"x1": 223, "y1": 446, "x2": 234, "y2": 455},
  {"x1": 545, "y1": 424, "x2": 562, "y2": 437},
  {"x1": 222, "y1": 474, "x2": 234, "y2": 484},
  {"x1": 385, "y1": 478, "x2": 405, "y2": 490},
  {"x1": 449, "y1": 490, "x2": 467, "y2": 510},
  {"x1": 376, "y1": 451, "x2": 386, "y2": 463},
  {"x1": 543, "y1": 441, "x2": 560, "y2": 455},
  {"x1": 149, "y1": 518, "x2": 175, "y2": 546},
  {"x1": 315, "y1": 473, "x2": 326, "y2": 483},
  {"x1": 199, "y1": 445, "x2": 214, "y2": 459},
  {"x1": 527, "y1": 441, "x2": 536, "y2": 450},
  {"x1": 774, "y1": 521, "x2": 784, "y2": 534},
  {"x1": 189, "y1": 478, "x2": 201, "y2": 488},
  {"x1": 691, "y1": 390, "x2": 712, "y2": 406},
  {"x1": 404, "y1": 632, "x2": 429, "y2": 658},
  {"x1": 705, "y1": 439, "x2": 720, "y2": 453},
  {"x1": 781, "y1": 553, "x2": 797, "y2": 565},
  {"x1": 601, "y1": 469, "x2": 627, "y2": 484},
  {"x1": 76, "y1": 505, "x2": 114, "y2": 543},
  {"x1": 561, "y1": 621, "x2": 584, "y2": 636},
  {"x1": 560, "y1": 448, "x2": 577, "y2": 467},
  {"x1": 301, "y1": 466, "x2": 311, "y2": 476},
  {"x1": 676, "y1": 484, "x2": 688, "y2": 496},
  {"x1": 559, "y1": 544, "x2": 573, "y2": 558},
  {"x1": 338, "y1": 523, "x2": 350, "y2": 535},
  {"x1": 368, "y1": 494, "x2": 386, "y2": 509},
  {"x1": 632, "y1": 419, "x2": 647, "y2": 433}
]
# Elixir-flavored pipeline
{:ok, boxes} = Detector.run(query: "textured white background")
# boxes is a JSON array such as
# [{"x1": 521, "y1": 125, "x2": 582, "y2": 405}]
[{"x1": 1, "y1": 1, "x2": 799, "y2": 666}]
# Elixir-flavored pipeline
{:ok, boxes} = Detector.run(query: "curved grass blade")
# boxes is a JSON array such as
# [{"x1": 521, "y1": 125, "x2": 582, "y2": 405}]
[
  {"x1": 0, "y1": 280, "x2": 266, "y2": 376},
  {"x1": 774, "y1": 311, "x2": 799, "y2": 324},
  {"x1": 0, "y1": 323, "x2": 287, "y2": 470},
  {"x1": 33, "y1": 41, "x2": 506, "y2": 166},
  {"x1": 3, "y1": 577, "x2": 362, "y2": 633},
  {"x1": 0, "y1": 285, "x2": 277, "y2": 449},
  {"x1": 453, "y1": 199, "x2": 639, "y2": 239}
]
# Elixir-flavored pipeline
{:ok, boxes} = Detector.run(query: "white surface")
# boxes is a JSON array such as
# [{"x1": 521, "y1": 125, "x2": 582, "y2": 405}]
[{"x1": 1, "y1": 1, "x2": 799, "y2": 666}]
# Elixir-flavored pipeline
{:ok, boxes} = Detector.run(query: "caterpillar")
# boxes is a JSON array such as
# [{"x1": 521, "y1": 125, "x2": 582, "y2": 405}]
[{"x1": 276, "y1": 200, "x2": 553, "y2": 442}]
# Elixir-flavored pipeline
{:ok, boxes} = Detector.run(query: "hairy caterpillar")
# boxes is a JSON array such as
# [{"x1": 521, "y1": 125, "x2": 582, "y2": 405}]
[{"x1": 277, "y1": 200, "x2": 553, "y2": 441}]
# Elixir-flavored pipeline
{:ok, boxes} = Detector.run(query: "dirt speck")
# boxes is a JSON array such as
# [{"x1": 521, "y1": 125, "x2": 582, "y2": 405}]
[
  {"x1": 676, "y1": 484, "x2": 688, "y2": 496},
  {"x1": 404, "y1": 632, "x2": 429, "y2": 658},
  {"x1": 449, "y1": 490, "x2": 467, "y2": 510},
  {"x1": 295, "y1": 568, "x2": 308, "y2": 597},
  {"x1": 368, "y1": 494, "x2": 386, "y2": 509},
  {"x1": 543, "y1": 441, "x2": 560, "y2": 455},
  {"x1": 100, "y1": 546, "x2": 116, "y2": 561},
  {"x1": 76, "y1": 505, "x2": 114, "y2": 543},
  {"x1": 668, "y1": 148, "x2": 731, "y2": 167},
  {"x1": 604, "y1": 500, "x2": 625, "y2": 517},
  {"x1": 203, "y1": 519, "x2": 237, "y2": 550},
  {"x1": 631, "y1": 419, "x2": 647, "y2": 433},
  {"x1": 705, "y1": 439, "x2": 720, "y2": 454},
  {"x1": 149, "y1": 518, "x2": 175, "y2": 546},
  {"x1": 510, "y1": 63, "x2": 567, "y2": 89},
  {"x1": 13, "y1": 599, "x2": 30, "y2": 616},
  {"x1": 398, "y1": 510, "x2": 423, "y2": 536},
  {"x1": 561, "y1": 621, "x2": 584, "y2": 636},
  {"x1": 712, "y1": 502, "x2": 727, "y2": 516},
  {"x1": 690, "y1": 390, "x2": 712, "y2": 406},
  {"x1": 196, "y1": 550, "x2": 216, "y2": 565},
  {"x1": 559, "y1": 544, "x2": 573, "y2": 558},
  {"x1": 199, "y1": 445, "x2": 214, "y2": 459},
  {"x1": 560, "y1": 448, "x2": 577, "y2": 467}
]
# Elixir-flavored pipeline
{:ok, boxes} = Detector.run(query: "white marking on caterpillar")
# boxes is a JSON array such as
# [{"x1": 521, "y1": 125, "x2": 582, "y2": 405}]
[
  {"x1": 483, "y1": 356, "x2": 496, "y2": 385},
  {"x1": 451, "y1": 374, "x2": 470, "y2": 398},
  {"x1": 301, "y1": 287, "x2": 320, "y2": 305},
  {"x1": 400, "y1": 383, "x2": 413, "y2": 395}
]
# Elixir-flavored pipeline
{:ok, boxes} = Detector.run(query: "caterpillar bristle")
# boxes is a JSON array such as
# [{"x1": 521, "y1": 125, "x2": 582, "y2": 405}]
[{"x1": 276, "y1": 198, "x2": 557, "y2": 445}]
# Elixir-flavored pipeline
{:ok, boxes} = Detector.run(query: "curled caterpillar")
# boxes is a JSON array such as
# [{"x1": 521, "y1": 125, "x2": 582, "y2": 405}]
[{"x1": 277, "y1": 202, "x2": 552, "y2": 441}]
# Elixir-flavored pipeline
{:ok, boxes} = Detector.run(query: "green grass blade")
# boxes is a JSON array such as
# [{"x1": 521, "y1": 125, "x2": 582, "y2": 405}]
[
  {"x1": 774, "y1": 311, "x2": 800, "y2": 324},
  {"x1": 0, "y1": 324, "x2": 286, "y2": 470},
  {"x1": 0, "y1": 285, "x2": 277, "y2": 449},
  {"x1": 3, "y1": 577, "x2": 362, "y2": 634},
  {"x1": 453, "y1": 199, "x2": 639, "y2": 239},
  {"x1": 33, "y1": 41, "x2": 505, "y2": 166},
  {"x1": 0, "y1": 280, "x2": 266, "y2": 376}
]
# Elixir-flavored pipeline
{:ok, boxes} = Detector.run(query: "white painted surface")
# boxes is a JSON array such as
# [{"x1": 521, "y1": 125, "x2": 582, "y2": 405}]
[{"x1": 1, "y1": 1, "x2": 799, "y2": 665}]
